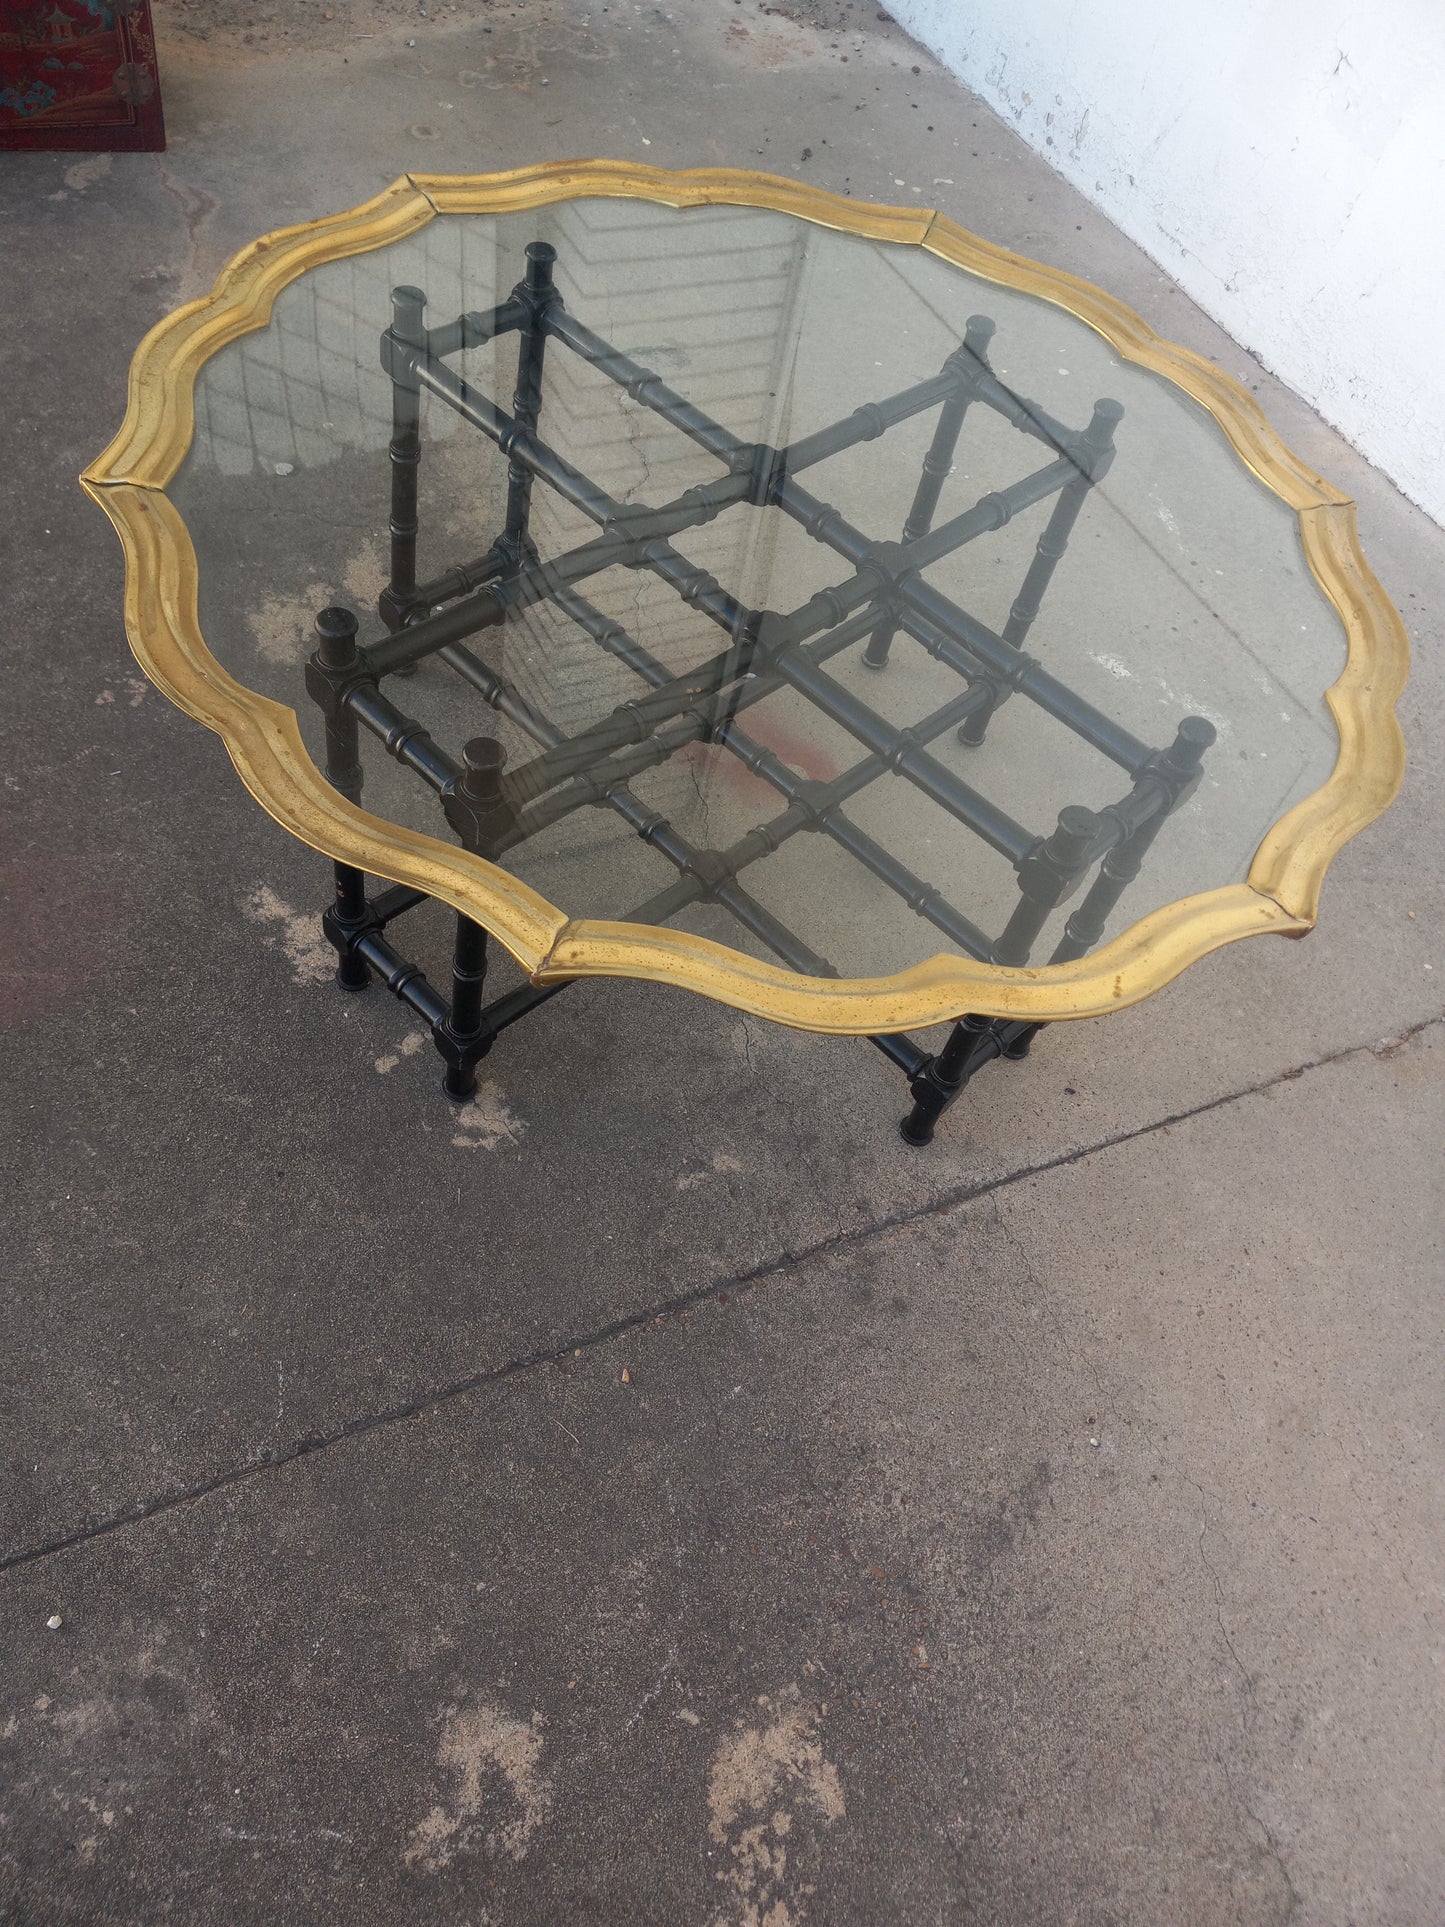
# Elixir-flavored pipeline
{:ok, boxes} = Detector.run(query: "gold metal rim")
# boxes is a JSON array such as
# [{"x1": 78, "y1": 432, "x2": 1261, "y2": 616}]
[{"x1": 81, "y1": 161, "x2": 1407, "y2": 1033}]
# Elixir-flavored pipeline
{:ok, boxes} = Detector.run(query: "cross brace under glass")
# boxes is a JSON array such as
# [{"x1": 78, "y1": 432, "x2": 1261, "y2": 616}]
[{"x1": 304, "y1": 241, "x2": 1214, "y2": 1144}]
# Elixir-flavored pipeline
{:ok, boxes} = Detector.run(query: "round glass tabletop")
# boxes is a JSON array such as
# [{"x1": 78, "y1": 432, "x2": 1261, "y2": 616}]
[{"x1": 83, "y1": 166, "x2": 1406, "y2": 1032}]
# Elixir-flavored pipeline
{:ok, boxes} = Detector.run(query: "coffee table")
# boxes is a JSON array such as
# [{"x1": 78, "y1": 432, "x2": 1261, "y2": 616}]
[{"x1": 82, "y1": 164, "x2": 1407, "y2": 1144}]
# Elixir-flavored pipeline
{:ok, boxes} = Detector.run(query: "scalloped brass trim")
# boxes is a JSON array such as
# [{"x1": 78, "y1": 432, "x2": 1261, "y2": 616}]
[
  {"x1": 538, "y1": 886, "x2": 1305, "y2": 1032},
  {"x1": 412, "y1": 158, "x2": 934, "y2": 243},
  {"x1": 88, "y1": 177, "x2": 436, "y2": 492},
  {"x1": 1248, "y1": 504, "x2": 1410, "y2": 920},
  {"x1": 81, "y1": 481, "x2": 568, "y2": 971},
  {"x1": 82, "y1": 162, "x2": 1406, "y2": 1034}
]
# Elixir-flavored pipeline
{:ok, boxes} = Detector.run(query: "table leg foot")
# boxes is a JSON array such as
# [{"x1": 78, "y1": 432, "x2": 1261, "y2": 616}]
[
  {"x1": 897, "y1": 1012, "x2": 1011, "y2": 1145},
  {"x1": 433, "y1": 1016, "x2": 493, "y2": 1102},
  {"x1": 442, "y1": 1061, "x2": 478, "y2": 1101}
]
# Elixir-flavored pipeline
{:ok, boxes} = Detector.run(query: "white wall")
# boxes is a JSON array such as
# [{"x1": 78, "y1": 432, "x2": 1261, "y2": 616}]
[{"x1": 889, "y1": 0, "x2": 1445, "y2": 525}]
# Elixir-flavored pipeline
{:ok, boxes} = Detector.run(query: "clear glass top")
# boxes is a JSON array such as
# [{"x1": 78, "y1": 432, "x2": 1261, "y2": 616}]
[{"x1": 169, "y1": 199, "x2": 1346, "y2": 980}]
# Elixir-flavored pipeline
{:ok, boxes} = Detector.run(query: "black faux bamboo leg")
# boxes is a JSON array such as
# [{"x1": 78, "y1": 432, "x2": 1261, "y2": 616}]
[
  {"x1": 1004, "y1": 401, "x2": 1124, "y2": 649},
  {"x1": 959, "y1": 397, "x2": 1123, "y2": 746},
  {"x1": 298, "y1": 254, "x2": 1215, "y2": 1127},
  {"x1": 998, "y1": 1020, "x2": 1040, "y2": 1060},
  {"x1": 382, "y1": 285, "x2": 428, "y2": 640},
  {"x1": 502, "y1": 241, "x2": 557, "y2": 566},
  {"x1": 1048, "y1": 716, "x2": 1216, "y2": 964},
  {"x1": 328, "y1": 870, "x2": 373, "y2": 992},
  {"x1": 994, "y1": 716, "x2": 1215, "y2": 1067},
  {"x1": 899, "y1": 1011, "x2": 996, "y2": 1145},
  {"x1": 864, "y1": 317, "x2": 995, "y2": 670},
  {"x1": 314, "y1": 606, "x2": 371, "y2": 991},
  {"x1": 992, "y1": 805, "x2": 1102, "y2": 967},
  {"x1": 441, "y1": 913, "x2": 490, "y2": 1099},
  {"x1": 897, "y1": 800, "x2": 1098, "y2": 1136},
  {"x1": 435, "y1": 736, "x2": 509, "y2": 1095}
]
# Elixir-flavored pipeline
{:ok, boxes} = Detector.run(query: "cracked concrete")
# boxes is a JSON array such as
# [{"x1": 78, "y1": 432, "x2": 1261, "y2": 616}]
[
  {"x1": 19, "y1": 1029, "x2": 1356, "y2": 1573},
  {"x1": 4, "y1": 1031, "x2": 1439, "y2": 1922},
  {"x1": 2, "y1": 0, "x2": 1442, "y2": 1920}
]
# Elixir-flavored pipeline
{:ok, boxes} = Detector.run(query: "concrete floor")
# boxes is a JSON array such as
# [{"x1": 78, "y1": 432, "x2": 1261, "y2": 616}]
[{"x1": 2, "y1": 3, "x2": 1442, "y2": 1921}]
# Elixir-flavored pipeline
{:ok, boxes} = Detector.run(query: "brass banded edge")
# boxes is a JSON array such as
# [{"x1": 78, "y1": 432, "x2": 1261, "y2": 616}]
[
  {"x1": 408, "y1": 159, "x2": 934, "y2": 243},
  {"x1": 1246, "y1": 502, "x2": 1410, "y2": 921},
  {"x1": 83, "y1": 480, "x2": 567, "y2": 974},
  {"x1": 82, "y1": 175, "x2": 437, "y2": 492},
  {"x1": 79, "y1": 163, "x2": 1408, "y2": 1030},
  {"x1": 534, "y1": 887, "x2": 1309, "y2": 1034},
  {"x1": 80, "y1": 474, "x2": 1317, "y2": 1031}
]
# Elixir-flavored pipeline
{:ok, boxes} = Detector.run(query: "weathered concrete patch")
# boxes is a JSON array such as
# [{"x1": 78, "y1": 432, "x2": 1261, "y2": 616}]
[
  {"x1": 242, "y1": 883, "x2": 335, "y2": 986},
  {"x1": 406, "y1": 1700, "x2": 551, "y2": 1873}
]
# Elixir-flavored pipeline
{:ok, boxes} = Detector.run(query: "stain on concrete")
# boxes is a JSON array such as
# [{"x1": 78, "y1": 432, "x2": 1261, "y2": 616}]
[
  {"x1": 156, "y1": 165, "x2": 220, "y2": 303},
  {"x1": 406, "y1": 1700, "x2": 551, "y2": 1873},
  {"x1": 62, "y1": 154, "x2": 111, "y2": 193},
  {"x1": 241, "y1": 884, "x2": 335, "y2": 986},
  {"x1": 451, "y1": 1080, "x2": 525, "y2": 1151},
  {"x1": 375, "y1": 1030, "x2": 428, "y2": 1075},
  {"x1": 707, "y1": 1683, "x2": 843, "y2": 1925},
  {"x1": 677, "y1": 1151, "x2": 744, "y2": 1191},
  {"x1": 247, "y1": 579, "x2": 333, "y2": 665},
  {"x1": 94, "y1": 675, "x2": 148, "y2": 707}
]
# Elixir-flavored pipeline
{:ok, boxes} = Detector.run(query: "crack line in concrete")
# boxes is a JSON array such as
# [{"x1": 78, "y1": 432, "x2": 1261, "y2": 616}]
[{"x1": 3, "y1": 1012, "x2": 1438, "y2": 1575}]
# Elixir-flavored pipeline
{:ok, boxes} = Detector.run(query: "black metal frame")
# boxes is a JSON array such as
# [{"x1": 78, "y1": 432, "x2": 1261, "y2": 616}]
[{"x1": 304, "y1": 241, "x2": 1214, "y2": 1144}]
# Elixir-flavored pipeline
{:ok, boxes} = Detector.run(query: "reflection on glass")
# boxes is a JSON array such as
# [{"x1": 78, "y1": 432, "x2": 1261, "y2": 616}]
[{"x1": 168, "y1": 200, "x2": 1347, "y2": 981}]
